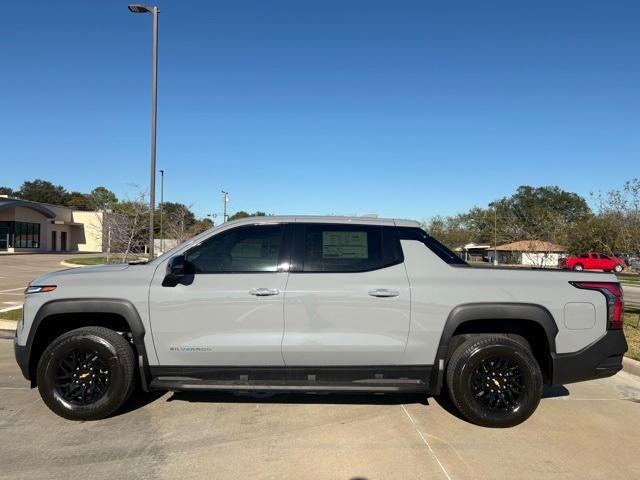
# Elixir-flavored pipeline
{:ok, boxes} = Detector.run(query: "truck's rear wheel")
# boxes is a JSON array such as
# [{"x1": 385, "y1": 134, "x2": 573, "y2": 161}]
[
  {"x1": 445, "y1": 335, "x2": 543, "y2": 428},
  {"x1": 573, "y1": 264, "x2": 584, "y2": 271},
  {"x1": 36, "y1": 326, "x2": 136, "y2": 421}
]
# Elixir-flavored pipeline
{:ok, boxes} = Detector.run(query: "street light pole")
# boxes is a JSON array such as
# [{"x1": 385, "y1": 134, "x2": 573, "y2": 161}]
[
  {"x1": 159, "y1": 169, "x2": 164, "y2": 253},
  {"x1": 221, "y1": 190, "x2": 229, "y2": 222},
  {"x1": 128, "y1": 4, "x2": 159, "y2": 258},
  {"x1": 494, "y1": 206, "x2": 498, "y2": 265}
]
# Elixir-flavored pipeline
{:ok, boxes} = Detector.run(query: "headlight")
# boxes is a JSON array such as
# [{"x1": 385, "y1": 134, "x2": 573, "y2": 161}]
[{"x1": 25, "y1": 285, "x2": 57, "y2": 294}]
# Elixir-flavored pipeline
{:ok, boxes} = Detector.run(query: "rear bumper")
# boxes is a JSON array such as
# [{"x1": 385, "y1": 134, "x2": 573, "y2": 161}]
[
  {"x1": 552, "y1": 330, "x2": 628, "y2": 385},
  {"x1": 14, "y1": 336, "x2": 30, "y2": 382}
]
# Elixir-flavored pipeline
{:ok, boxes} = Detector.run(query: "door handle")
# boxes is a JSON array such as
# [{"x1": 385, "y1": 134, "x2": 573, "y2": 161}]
[
  {"x1": 249, "y1": 288, "x2": 280, "y2": 296},
  {"x1": 368, "y1": 289, "x2": 400, "y2": 298}
]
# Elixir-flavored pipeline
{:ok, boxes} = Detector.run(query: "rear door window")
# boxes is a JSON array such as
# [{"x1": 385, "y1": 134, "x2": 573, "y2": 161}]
[{"x1": 295, "y1": 224, "x2": 402, "y2": 273}]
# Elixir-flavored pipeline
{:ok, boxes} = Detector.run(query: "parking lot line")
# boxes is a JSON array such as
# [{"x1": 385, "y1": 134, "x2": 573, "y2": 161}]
[
  {"x1": 0, "y1": 288, "x2": 25, "y2": 293},
  {"x1": 401, "y1": 403, "x2": 453, "y2": 480}
]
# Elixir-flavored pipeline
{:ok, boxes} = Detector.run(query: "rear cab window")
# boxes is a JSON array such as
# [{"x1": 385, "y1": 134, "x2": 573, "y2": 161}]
[{"x1": 397, "y1": 227, "x2": 468, "y2": 266}]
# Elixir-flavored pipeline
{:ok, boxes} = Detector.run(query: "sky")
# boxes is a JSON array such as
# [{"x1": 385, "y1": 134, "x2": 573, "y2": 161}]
[{"x1": 1, "y1": 1, "x2": 639, "y2": 221}]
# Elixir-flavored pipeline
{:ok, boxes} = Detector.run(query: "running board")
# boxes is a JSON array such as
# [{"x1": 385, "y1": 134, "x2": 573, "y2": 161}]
[{"x1": 149, "y1": 377, "x2": 427, "y2": 393}]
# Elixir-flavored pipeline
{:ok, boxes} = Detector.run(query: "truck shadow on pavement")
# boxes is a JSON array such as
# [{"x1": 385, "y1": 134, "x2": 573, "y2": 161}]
[
  {"x1": 433, "y1": 384, "x2": 570, "y2": 421},
  {"x1": 167, "y1": 390, "x2": 430, "y2": 406},
  {"x1": 113, "y1": 385, "x2": 570, "y2": 419}
]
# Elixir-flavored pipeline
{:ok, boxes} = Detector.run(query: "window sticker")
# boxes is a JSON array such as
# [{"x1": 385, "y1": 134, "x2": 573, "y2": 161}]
[{"x1": 322, "y1": 231, "x2": 368, "y2": 259}]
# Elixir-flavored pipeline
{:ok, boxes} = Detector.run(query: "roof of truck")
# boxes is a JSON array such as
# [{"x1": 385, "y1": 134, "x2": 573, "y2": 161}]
[{"x1": 223, "y1": 215, "x2": 421, "y2": 228}]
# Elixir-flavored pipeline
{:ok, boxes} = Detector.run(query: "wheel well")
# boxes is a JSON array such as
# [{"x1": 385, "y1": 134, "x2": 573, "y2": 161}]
[
  {"x1": 450, "y1": 319, "x2": 553, "y2": 384},
  {"x1": 29, "y1": 312, "x2": 133, "y2": 383}
]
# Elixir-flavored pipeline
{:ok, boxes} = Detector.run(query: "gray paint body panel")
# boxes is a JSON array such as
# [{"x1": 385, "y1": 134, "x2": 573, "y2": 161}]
[{"x1": 17, "y1": 216, "x2": 615, "y2": 372}]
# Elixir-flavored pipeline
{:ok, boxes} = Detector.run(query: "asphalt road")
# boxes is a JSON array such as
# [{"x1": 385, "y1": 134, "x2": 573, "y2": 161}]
[
  {"x1": 1, "y1": 339, "x2": 640, "y2": 480},
  {"x1": 624, "y1": 284, "x2": 640, "y2": 305}
]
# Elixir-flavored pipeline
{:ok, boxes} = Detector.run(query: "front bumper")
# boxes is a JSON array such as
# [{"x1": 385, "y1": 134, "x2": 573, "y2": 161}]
[
  {"x1": 14, "y1": 336, "x2": 30, "y2": 382},
  {"x1": 552, "y1": 330, "x2": 628, "y2": 385}
]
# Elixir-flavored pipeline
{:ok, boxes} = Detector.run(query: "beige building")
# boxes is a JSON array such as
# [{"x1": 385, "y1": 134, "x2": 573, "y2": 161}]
[{"x1": 0, "y1": 196, "x2": 106, "y2": 253}]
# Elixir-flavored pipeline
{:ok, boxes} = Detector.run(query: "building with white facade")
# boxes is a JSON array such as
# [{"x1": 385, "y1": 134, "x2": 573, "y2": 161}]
[{"x1": 0, "y1": 196, "x2": 106, "y2": 253}]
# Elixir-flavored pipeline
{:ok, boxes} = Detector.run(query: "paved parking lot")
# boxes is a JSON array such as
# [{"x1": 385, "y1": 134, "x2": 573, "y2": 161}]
[
  {"x1": 2, "y1": 256, "x2": 640, "y2": 479},
  {"x1": 0, "y1": 254, "x2": 95, "y2": 310},
  {"x1": 1, "y1": 339, "x2": 639, "y2": 480}
]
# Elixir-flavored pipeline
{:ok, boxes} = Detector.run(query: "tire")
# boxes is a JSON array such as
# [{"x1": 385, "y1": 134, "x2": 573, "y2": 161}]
[
  {"x1": 445, "y1": 334, "x2": 543, "y2": 428},
  {"x1": 36, "y1": 326, "x2": 136, "y2": 421},
  {"x1": 573, "y1": 264, "x2": 584, "y2": 271},
  {"x1": 613, "y1": 264, "x2": 623, "y2": 273}
]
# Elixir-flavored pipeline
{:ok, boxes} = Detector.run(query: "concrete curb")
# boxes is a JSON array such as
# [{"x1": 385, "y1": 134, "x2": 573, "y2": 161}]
[
  {"x1": 59, "y1": 261, "x2": 86, "y2": 268},
  {"x1": 622, "y1": 356, "x2": 640, "y2": 378},
  {"x1": 0, "y1": 319, "x2": 18, "y2": 330},
  {"x1": 0, "y1": 319, "x2": 18, "y2": 338}
]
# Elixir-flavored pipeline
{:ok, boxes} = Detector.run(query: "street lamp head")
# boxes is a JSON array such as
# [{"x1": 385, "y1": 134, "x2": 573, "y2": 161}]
[{"x1": 128, "y1": 4, "x2": 154, "y2": 13}]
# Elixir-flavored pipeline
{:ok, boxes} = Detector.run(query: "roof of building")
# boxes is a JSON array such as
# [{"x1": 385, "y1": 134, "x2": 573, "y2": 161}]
[
  {"x1": 0, "y1": 198, "x2": 57, "y2": 219},
  {"x1": 495, "y1": 240, "x2": 567, "y2": 252}
]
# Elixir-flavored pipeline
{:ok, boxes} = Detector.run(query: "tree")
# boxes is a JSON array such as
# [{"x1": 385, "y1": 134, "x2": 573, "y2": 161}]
[
  {"x1": 17, "y1": 179, "x2": 68, "y2": 205},
  {"x1": 109, "y1": 191, "x2": 150, "y2": 261},
  {"x1": 0, "y1": 186, "x2": 13, "y2": 196},
  {"x1": 158, "y1": 202, "x2": 196, "y2": 238},
  {"x1": 424, "y1": 185, "x2": 593, "y2": 265},
  {"x1": 89, "y1": 187, "x2": 118, "y2": 211},
  {"x1": 591, "y1": 178, "x2": 640, "y2": 256},
  {"x1": 66, "y1": 191, "x2": 92, "y2": 211},
  {"x1": 185, "y1": 218, "x2": 214, "y2": 238},
  {"x1": 228, "y1": 210, "x2": 266, "y2": 221}
]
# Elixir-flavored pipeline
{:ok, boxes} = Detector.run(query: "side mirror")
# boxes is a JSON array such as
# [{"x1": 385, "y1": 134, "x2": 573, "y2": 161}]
[
  {"x1": 166, "y1": 254, "x2": 187, "y2": 276},
  {"x1": 162, "y1": 254, "x2": 193, "y2": 287}
]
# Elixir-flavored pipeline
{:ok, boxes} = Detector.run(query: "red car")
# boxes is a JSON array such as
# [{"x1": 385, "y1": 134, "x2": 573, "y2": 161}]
[{"x1": 559, "y1": 252, "x2": 625, "y2": 272}]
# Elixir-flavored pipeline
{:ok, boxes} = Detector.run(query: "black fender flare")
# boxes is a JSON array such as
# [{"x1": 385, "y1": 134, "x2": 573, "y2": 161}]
[
  {"x1": 26, "y1": 298, "x2": 151, "y2": 390},
  {"x1": 429, "y1": 302, "x2": 559, "y2": 394}
]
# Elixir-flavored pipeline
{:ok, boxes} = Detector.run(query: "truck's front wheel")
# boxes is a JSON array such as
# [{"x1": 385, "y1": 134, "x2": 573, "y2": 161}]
[
  {"x1": 36, "y1": 326, "x2": 136, "y2": 421},
  {"x1": 445, "y1": 334, "x2": 543, "y2": 428}
]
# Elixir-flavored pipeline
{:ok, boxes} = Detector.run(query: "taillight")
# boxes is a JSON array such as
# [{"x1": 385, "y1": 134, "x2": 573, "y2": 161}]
[{"x1": 571, "y1": 282, "x2": 624, "y2": 330}]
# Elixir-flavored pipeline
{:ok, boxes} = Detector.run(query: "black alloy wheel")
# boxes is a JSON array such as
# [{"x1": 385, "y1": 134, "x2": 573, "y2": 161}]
[
  {"x1": 470, "y1": 356, "x2": 525, "y2": 413},
  {"x1": 54, "y1": 348, "x2": 111, "y2": 405},
  {"x1": 445, "y1": 334, "x2": 543, "y2": 428},
  {"x1": 37, "y1": 326, "x2": 136, "y2": 420}
]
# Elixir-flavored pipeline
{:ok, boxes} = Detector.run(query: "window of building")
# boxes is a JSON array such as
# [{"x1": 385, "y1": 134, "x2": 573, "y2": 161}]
[
  {"x1": 12, "y1": 222, "x2": 40, "y2": 249},
  {"x1": 186, "y1": 224, "x2": 284, "y2": 273}
]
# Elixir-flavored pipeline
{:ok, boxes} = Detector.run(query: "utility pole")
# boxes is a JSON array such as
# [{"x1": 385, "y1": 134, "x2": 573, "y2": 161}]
[
  {"x1": 221, "y1": 190, "x2": 229, "y2": 222},
  {"x1": 159, "y1": 169, "x2": 164, "y2": 254},
  {"x1": 128, "y1": 4, "x2": 159, "y2": 258}
]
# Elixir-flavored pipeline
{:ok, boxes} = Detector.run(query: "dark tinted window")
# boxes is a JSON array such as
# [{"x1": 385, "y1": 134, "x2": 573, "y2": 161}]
[
  {"x1": 186, "y1": 225, "x2": 284, "y2": 273},
  {"x1": 398, "y1": 227, "x2": 468, "y2": 265},
  {"x1": 299, "y1": 224, "x2": 402, "y2": 272}
]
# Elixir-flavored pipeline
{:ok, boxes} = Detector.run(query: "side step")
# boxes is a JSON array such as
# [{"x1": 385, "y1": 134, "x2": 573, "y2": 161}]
[{"x1": 149, "y1": 377, "x2": 428, "y2": 394}]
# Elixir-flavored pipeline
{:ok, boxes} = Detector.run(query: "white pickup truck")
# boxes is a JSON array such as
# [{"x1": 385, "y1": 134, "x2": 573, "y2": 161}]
[{"x1": 14, "y1": 216, "x2": 627, "y2": 427}]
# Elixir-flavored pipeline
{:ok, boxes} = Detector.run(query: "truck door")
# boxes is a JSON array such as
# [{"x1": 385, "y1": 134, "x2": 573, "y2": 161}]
[
  {"x1": 282, "y1": 223, "x2": 411, "y2": 365},
  {"x1": 149, "y1": 223, "x2": 292, "y2": 366}
]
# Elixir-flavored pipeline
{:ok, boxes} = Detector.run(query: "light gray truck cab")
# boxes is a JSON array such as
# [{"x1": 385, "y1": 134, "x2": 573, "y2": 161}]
[{"x1": 14, "y1": 216, "x2": 627, "y2": 427}]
